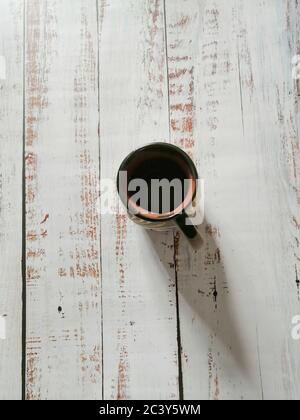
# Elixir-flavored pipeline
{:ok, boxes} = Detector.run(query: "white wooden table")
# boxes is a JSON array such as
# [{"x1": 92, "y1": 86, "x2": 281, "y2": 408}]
[{"x1": 0, "y1": 0, "x2": 300, "y2": 400}]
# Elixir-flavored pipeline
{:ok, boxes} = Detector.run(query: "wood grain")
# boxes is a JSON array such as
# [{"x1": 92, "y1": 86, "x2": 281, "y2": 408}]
[
  {"x1": 25, "y1": 0, "x2": 102, "y2": 399},
  {"x1": 98, "y1": 0, "x2": 179, "y2": 399},
  {"x1": 165, "y1": 0, "x2": 300, "y2": 400},
  {"x1": 0, "y1": 0, "x2": 299, "y2": 400},
  {"x1": 235, "y1": 0, "x2": 300, "y2": 399},
  {"x1": 0, "y1": 0, "x2": 23, "y2": 400}
]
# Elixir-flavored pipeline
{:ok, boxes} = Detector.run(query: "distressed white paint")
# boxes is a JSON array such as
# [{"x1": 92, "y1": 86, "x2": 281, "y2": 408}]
[
  {"x1": 233, "y1": 0, "x2": 300, "y2": 399},
  {"x1": 25, "y1": 0, "x2": 102, "y2": 400},
  {"x1": 0, "y1": 0, "x2": 23, "y2": 400},
  {"x1": 166, "y1": 0, "x2": 300, "y2": 400},
  {"x1": 98, "y1": 0, "x2": 179, "y2": 400},
  {"x1": 0, "y1": 0, "x2": 299, "y2": 401},
  {"x1": 165, "y1": 0, "x2": 262, "y2": 400}
]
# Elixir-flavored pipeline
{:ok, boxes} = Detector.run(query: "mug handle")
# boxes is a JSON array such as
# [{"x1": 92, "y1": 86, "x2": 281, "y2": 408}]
[{"x1": 174, "y1": 210, "x2": 203, "y2": 249}]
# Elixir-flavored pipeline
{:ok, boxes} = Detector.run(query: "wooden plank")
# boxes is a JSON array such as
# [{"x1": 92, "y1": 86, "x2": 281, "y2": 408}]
[
  {"x1": 0, "y1": 0, "x2": 23, "y2": 400},
  {"x1": 25, "y1": 0, "x2": 102, "y2": 400},
  {"x1": 235, "y1": 0, "x2": 300, "y2": 399},
  {"x1": 166, "y1": 0, "x2": 300, "y2": 400},
  {"x1": 99, "y1": 0, "x2": 179, "y2": 399},
  {"x1": 165, "y1": 0, "x2": 264, "y2": 399}
]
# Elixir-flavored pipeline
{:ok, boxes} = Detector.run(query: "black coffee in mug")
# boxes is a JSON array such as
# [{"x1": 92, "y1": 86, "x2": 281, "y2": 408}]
[
  {"x1": 117, "y1": 142, "x2": 200, "y2": 243},
  {"x1": 126, "y1": 148, "x2": 190, "y2": 214}
]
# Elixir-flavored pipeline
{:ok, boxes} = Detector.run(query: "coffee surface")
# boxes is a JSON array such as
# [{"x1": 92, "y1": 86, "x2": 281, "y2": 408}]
[{"x1": 127, "y1": 154, "x2": 189, "y2": 214}]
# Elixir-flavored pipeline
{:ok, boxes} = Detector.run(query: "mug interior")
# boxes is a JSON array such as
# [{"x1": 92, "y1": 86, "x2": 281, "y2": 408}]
[{"x1": 117, "y1": 143, "x2": 198, "y2": 221}]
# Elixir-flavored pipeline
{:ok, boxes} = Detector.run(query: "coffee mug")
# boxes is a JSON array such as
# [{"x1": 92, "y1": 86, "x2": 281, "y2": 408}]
[{"x1": 117, "y1": 142, "x2": 202, "y2": 248}]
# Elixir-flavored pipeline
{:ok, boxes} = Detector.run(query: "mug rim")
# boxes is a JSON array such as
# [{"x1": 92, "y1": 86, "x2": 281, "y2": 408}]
[{"x1": 116, "y1": 142, "x2": 199, "y2": 222}]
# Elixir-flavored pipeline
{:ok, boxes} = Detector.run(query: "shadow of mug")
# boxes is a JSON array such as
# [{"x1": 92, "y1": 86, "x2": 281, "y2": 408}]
[{"x1": 145, "y1": 218, "x2": 254, "y2": 387}]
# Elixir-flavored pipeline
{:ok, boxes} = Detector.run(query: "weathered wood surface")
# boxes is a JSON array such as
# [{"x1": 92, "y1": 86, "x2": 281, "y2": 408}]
[
  {"x1": 234, "y1": 0, "x2": 300, "y2": 399},
  {"x1": 99, "y1": 0, "x2": 179, "y2": 399},
  {"x1": 0, "y1": 0, "x2": 23, "y2": 400},
  {"x1": 165, "y1": 0, "x2": 300, "y2": 400},
  {"x1": 0, "y1": 0, "x2": 299, "y2": 400},
  {"x1": 25, "y1": 0, "x2": 102, "y2": 400}
]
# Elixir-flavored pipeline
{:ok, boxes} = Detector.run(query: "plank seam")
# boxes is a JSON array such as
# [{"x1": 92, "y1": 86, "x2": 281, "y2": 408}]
[
  {"x1": 173, "y1": 235, "x2": 184, "y2": 400},
  {"x1": 96, "y1": 0, "x2": 104, "y2": 400},
  {"x1": 163, "y1": 0, "x2": 184, "y2": 401},
  {"x1": 256, "y1": 326, "x2": 264, "y2": 400},
  {"x1": 163, "y1": 0, "x2": 171, "y2": 142},
  {"x1": 237, "y1": 43, "x2": 245, "y2": 136},
  {"x1": 21, "y1": 0, "x2": 27, "y2": 401}
]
